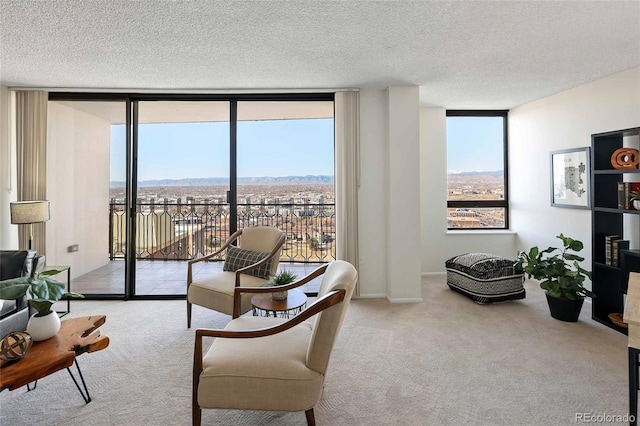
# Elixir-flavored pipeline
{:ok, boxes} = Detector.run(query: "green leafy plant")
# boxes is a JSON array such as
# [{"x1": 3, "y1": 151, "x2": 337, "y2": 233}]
[
  {"x1": 265, "y1": 269, "x2": 298, "y2": 287},
  {"x1": 630, "y1": 189, "x2": 640, "y2": 201},
  {"x1": 515, "y1": 234, "x2": 595, "y2": 300},
  {"x1": 0, "y1": 269, "x2": 83, "y2": 316}
]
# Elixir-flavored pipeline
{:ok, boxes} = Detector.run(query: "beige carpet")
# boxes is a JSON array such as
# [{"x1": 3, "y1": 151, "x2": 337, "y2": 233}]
[{"x1": 0, "y1": 276, "x2": 630, "y2": 425}]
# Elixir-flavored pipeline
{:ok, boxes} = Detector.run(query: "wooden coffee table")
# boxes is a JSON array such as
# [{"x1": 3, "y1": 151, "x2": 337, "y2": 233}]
[
  {"x1": 251, "y1": 290, "x2": 308, "y2": 318},
  {"x1": 0, "y1": 315, "x2": 109, "y2": 403}
]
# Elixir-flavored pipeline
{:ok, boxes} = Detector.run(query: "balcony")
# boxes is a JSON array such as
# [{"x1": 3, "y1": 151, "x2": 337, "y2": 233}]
[
  {"x1": 109, "y1": 198, "x2": 335, "y2": 263},
  {"x1": 69, "y1": 199, "x2": 335, "y2": 297}
]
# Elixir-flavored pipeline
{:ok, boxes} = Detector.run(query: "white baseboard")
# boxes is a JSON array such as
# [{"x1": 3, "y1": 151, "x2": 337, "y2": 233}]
[
  {"x1": 421, "y1": 272, "x2": 446, "y2": 277},
  {"x1": 387, "y1": 297, "x2": 423, "y2": 303},
  {"x1": 353, "y1": 293, "x2": 387, "y2": 299},
  {"x1": 353, "y1": 294, "x2": 423, "y2": 303}
]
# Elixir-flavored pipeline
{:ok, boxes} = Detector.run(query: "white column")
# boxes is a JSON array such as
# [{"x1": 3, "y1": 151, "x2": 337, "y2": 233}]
[{"x1": 386, "y1": 86, "x2": 422, "y2": 302}]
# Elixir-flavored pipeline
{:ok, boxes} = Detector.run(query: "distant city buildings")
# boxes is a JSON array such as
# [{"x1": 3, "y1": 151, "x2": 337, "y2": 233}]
[
  {"x1": 109, "y1": 183, "x2": 336, "y2": 262},
  {"x1": 447, "y1": 172, "x2": 505, "y2": 228}
]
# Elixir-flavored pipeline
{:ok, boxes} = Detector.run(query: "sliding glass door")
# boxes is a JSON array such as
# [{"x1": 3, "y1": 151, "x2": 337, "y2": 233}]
[
  {"x1": 133, "y1": 101, "x2": 230, "y2": 296},
  {"x1": 236, "y1": 101, "x2": 336, "y2": 264},
  {"x1": 48, "y1": 93, "x2": 335, "y2": 300}
]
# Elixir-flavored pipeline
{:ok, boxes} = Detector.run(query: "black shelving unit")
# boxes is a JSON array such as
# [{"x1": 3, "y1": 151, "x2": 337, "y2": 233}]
[{"x1": 591, "y1": 127, "x2": 640, "y2": 334}]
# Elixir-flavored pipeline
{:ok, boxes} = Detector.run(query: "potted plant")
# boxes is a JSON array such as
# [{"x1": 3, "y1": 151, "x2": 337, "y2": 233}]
[
  {"x1": 515, "y1": 234, "x2": 594, "y2": 322},
  {"x1": 0, "y1": 269, "x2": 83, "y2": 340},
  {"x1": 265, "y1": 269, "x2": 297, "y2": 301}
]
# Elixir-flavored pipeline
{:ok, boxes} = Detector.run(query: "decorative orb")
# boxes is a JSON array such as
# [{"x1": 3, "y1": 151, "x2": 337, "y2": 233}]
[
  {"x1": 610, "y1": 148, "x2": 639, "y2": 169},
  {"x1": 0, "y1": 331, "x2": 33, "y2": 366}
]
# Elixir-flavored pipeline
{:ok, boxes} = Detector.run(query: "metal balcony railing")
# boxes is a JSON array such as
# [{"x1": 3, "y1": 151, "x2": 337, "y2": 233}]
[{"x1": 109, "y1": 199, "x2": 336, "y2": 263}]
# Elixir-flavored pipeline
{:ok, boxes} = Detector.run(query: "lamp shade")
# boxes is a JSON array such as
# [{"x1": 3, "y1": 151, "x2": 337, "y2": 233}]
[{"x1": 10, "y1": 201, "x2": 50, "y2": 224}]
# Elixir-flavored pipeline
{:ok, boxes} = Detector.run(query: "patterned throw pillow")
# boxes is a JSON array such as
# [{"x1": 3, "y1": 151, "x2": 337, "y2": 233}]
[{"x1": 222, "y1": 245, "x2": 272, "y2": 279}]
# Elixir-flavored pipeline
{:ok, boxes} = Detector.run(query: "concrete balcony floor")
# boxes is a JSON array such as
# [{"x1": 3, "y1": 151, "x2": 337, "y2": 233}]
[{"x1": 70, "y1": 260, "x2": 324, "y2": 297}]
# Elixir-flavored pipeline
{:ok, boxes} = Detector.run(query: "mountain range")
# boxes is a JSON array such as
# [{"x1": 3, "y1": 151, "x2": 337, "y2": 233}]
[
  {"x1": 447, "y1": 170, "x2": 503, "y2": 176},
  {"x1": 110, "y1": 175, "x2": 334, "y2": 187},
  {"x1": 111, "y1": 171, "x2": 500, "y2": 187}
]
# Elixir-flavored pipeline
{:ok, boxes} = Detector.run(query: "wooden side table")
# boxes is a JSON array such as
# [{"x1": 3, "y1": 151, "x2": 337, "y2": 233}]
[
  {"x1": 624, "y1": 272, "x2": 640, "y2": 426},
  {"x1": 0, "y1": 315, "x2": 109, "y2": 403},
  {"x1": 251, "y1": 290, "x2": 308, "y2": 318}
]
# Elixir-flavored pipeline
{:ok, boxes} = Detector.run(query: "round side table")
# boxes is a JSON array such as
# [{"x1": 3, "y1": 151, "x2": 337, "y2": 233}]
[{"x1": 251, "y1": 289, "x2": 308, "y2": 318}]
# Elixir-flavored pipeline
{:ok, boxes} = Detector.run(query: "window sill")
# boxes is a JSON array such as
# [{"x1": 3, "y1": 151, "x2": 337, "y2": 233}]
[{"x1": 446, "y1": 230, "x2": 517, "y2": 236}]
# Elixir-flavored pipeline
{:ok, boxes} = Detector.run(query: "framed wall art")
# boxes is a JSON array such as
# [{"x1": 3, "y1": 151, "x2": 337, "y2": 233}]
[{"x1": 550, "y1": 147, "x2": 591, "y2": 209}]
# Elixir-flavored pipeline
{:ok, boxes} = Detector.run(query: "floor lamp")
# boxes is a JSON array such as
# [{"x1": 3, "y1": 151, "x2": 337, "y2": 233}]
[{"x1": 10, "y1": 201, "x2": 50, "y2": 250}]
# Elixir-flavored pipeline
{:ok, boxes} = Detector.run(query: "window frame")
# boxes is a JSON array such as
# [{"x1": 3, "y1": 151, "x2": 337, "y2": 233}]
[{"x1": 446, "y1": 110, "x2": 510, "y2": 230}]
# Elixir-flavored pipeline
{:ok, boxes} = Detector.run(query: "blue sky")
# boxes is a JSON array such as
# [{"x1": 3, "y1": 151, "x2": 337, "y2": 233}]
[
  {"x1": 446, "y1": 116, "x2": 504, "y2": 173},
  {"x1": 111, "y1": 118, "x2": 335, "y2": 181},
  {"x1": 111, "y1": 115, "x2": 501, "y2": 180}
]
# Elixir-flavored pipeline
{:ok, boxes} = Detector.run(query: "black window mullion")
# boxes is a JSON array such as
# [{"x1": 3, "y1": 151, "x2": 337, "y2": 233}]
[
  {"x1": 502, "y1": 111, "x2": 510, "y2": 229},
  {"x1": 447, "y1": 200, "x2": 508, "y2": 209},
  {"x1": 229, "y1": 101, "x2": 238, "y2": 235},
  {"x1": 128, "y1": 100, "x2": 139, "y2": 298}
]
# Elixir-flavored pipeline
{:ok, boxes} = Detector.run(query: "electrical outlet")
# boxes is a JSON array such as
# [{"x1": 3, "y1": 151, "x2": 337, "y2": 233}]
[{"x1": 67, "y1": 244, "x2": 79, "y2": 252}]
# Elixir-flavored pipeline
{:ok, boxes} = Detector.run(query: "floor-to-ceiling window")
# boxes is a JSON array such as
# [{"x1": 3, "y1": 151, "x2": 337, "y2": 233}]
[
  {"x1": 237, "y1": 101, "x2": 335, "y2": 264},
  {"x1": 48, "y1": 93, "x2": 335, "y2": 299}
]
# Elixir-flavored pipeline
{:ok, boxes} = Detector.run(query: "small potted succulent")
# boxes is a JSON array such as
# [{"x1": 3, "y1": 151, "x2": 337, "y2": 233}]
[
  {"x1": 265, "y1": 269, "x2": 297, "y2": 301},
  {"x1": 515, "y1": 234, "x2": 594, "y2": 322},
  {"x1": 0, "y1": 269, "x2": 83, "y2": 340}
]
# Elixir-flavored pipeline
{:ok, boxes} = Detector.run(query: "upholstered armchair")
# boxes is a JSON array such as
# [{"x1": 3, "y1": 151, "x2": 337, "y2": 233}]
[
  {"x1": 186, "y1": 227, "x2": 286, "y2": 327},
  {"x1": 192, "y1": 260, "x2": 357, "y2": 426}
]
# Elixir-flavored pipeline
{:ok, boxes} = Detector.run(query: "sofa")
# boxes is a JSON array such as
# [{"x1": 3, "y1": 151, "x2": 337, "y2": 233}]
[{"x1": 0, "y1": 250, "x2": 45, "y2": 338}]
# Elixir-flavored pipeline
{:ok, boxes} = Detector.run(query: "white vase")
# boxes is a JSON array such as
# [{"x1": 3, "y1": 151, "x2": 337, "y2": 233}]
[
  {"x1": 26, "y1": 311, "x2": 61, "y2": 341},
  {"x1": 633, "y1": 200, "x2": 640, "y2": 210}
]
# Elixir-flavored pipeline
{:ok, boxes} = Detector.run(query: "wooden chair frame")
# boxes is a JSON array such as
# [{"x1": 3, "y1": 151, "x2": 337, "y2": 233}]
[
  {"x1": 186, "y1": 229, "x2": 286, "y2": 326},
  {"x1": 192, "y1": 286, "x2": 346, "y2": 426}
]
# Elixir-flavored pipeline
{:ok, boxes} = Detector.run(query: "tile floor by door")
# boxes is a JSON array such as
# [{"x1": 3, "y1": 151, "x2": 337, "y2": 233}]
[{"x1": 69, "y1": 260, "x2": 324, "y2": 296}]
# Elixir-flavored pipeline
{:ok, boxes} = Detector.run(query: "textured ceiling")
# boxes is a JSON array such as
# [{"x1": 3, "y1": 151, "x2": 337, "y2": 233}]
[{"x1": 1, "y1": 1, "x2": 639, "y2": 109}]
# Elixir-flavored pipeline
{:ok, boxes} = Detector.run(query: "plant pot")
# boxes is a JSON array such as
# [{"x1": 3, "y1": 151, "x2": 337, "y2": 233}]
[
  {"x1": 271, "y1": 290, "x2": 288, "y2": 301},
  {"x1": 633, "y1": 199, "x2": 640, "y2": 210},
  {"x1": 26, "y1": 311, "x2": 61, "y2": 341},
  {"x1": 545, "y1": 292, "x2": 584, "y2": 322}
]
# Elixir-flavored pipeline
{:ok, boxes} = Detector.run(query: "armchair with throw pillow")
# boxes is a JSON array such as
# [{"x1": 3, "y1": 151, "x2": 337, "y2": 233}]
[{"x1": 186, "y1": 227, "x2": 286, "y2": 327}]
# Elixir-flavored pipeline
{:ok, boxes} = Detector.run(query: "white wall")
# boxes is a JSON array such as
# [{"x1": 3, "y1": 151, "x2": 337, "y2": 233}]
[
  {"x1": 46, "y1": 101, "x2": 111, "y2": 278},
  {"x1": 420, "y1": 108, "x2": 448, "y2": 269},
  {"x1": 0, "y1": 86, "x2": 17, "y2": 249},
  {"x1": 510, "y1": 67, "x2": 640, "y2": 276}
]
